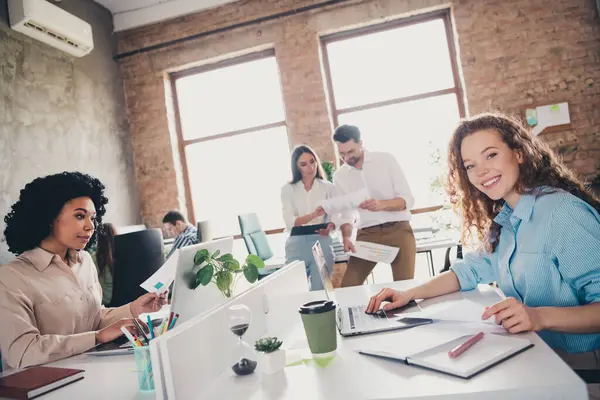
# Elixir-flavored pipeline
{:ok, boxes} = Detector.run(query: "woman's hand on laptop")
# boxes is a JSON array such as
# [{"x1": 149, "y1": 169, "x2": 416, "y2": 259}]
[
  {"x1": 95, "y1": 318, "x2": 136, "y2": 344},
  {"x1": 366, "y1": 288, "x2": 412, "y2": 313}
]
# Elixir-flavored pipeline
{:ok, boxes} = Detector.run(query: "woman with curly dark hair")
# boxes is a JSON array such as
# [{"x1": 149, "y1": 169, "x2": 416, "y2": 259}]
[
  {"x1": 0, "y1": 172, "x2": 166, "y2": 369},
  {"x1": 366, "y1": 113, "x2": 600, "y2": 357}
]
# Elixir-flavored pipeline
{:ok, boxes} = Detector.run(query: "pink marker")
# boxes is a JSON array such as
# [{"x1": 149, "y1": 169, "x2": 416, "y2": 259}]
[{"x1": 448, "y1": 332, "x2": 485, "y2": 359}]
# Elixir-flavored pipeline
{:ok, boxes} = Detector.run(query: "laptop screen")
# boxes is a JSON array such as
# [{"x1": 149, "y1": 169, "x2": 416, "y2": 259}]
[{"x1": 311, "y1": 241, "x2": 336, "y2": 302}]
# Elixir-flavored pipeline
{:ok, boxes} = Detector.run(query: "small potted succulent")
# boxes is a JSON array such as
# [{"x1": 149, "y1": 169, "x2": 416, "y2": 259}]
[{"x1": 254, "y1": 337, "x2": 285, "y2": 374}]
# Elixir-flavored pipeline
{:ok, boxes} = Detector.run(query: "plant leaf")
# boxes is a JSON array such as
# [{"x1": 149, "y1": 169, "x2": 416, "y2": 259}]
[
  {"x1": 216, "y1": 270, "x2": 233, "y2": 292},
  {"x1": 196, "y1": 263, "x2": 214, "y2": 286},
  {"x1": 243, "y1": 264, "x2": 259, "y2": 283},
  {"x1": 194, "y1": 249, "x2": 210, "y2": 266},
  {"x1": 224, "y1": 259, "x2": 240, "y2": 271},
  {"x1": 212, "y1": 250, "x2": 220, "y2": 259},
  {"x1": 218, "y1": 253, "x2": 234, "y2": 262},
  {"x1": 246, "y1": 254, "x2": 265, "y2": 269}
]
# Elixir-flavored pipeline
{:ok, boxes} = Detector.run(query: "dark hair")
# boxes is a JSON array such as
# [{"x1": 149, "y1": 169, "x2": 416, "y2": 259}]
[
  {"x1": 333, "y1": 124, "x2": 361, "y2": 143},
  {"x1": 447, "y1": 112, "x2": 600, "y2": 252},
  {"x1": 96, "y1": 223, "x2": 116, "y2": 277},
  {"x1": 290, "y1": 145, "x2": 325, "y2": 184},
  {"x1": 4, "y1": 172, "x2": 109, "y2": 255},
  {"x1": 162, "y1": 211, "x2": 187, "y2": 225}
]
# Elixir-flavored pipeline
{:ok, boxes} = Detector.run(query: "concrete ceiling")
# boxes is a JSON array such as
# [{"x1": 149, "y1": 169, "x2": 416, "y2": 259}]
[{"x1": 93, "y1": 0, "x2": 237, "y2": 32}]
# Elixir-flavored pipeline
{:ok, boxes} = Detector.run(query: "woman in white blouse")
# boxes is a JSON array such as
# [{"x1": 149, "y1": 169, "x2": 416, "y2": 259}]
[{"x1": 281, "y1": 145, "x2": 337, "y2": 290}]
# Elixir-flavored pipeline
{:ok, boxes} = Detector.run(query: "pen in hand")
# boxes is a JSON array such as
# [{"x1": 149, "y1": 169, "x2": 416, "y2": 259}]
[{"x1": 448, "y1": 332, "x2": 485, "y2": 359}]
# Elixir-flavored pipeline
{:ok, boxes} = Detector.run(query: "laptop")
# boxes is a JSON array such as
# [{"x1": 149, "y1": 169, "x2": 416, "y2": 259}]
[
  {"x1": 311, "y1": 241, "x2": 426, "y2": 337},
  {"x1": 85, "y1": 335, "x2": 134, "y2": 356},
  {"x1": 170, "y1": 237, "x2": 235, "y2": 324}
]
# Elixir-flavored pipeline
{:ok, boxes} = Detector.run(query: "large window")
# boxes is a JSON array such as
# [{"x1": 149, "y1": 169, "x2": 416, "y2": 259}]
[
  {"x1": 172, "y1": 51, "x2": 290, "y2": 237},
  {"x1": 322, "y1": 11, "x2": 465, "y2": 208}
]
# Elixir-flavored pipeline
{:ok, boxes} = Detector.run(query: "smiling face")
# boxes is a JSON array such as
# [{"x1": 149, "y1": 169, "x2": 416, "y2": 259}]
[
  {"x1": 461, "y1": 129, "x2": 523, "y2": 207},
  {"x1": 297, "y1": 152, "x2": 317, "y2": 180},
  {"x1": 49, "y1": 196, "x2": 97, "y2": 252},
  {"x1": 336, "y1": 139, "x2": 363, "y2": 167}
]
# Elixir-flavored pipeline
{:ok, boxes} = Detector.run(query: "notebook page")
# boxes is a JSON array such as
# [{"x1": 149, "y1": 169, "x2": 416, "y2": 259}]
[
  {"x1": 409, "y1": 333, "x2": 532, "y2": 378},
  {"x1": 355, "y1": 325, "x2": 469, "y2": 361}
]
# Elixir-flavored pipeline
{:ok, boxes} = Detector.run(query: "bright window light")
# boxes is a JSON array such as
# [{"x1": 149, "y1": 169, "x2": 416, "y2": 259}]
[{"x1": 175, "y1": 55, "x2": 290, "y2": 236}]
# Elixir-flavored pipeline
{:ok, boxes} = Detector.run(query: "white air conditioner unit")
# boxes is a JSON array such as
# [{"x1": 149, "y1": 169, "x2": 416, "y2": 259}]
[{"x1": 8, "y1": 0, "x2": 94, "y2": 57}]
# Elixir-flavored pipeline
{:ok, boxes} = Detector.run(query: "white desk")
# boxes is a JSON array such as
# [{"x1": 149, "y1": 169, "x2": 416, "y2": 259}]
[
  {"x1": 42, "y1": 280, "x2": 586, "y2": 399},
  {"x1": 199, "y1": 281, "x2": 587, "y2": 400}
]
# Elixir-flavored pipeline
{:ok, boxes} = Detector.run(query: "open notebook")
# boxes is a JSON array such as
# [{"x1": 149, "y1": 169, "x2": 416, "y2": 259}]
[{"x1": 359, "y1": 333, "x2": 533, "y2": 379}]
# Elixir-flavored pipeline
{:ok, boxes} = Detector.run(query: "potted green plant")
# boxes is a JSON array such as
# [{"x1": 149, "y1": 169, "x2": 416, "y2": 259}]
[
  {"x1": 191, "y1": 250, "x2": 265, "y2": 298},
  {"x1": 322, "y1": 161, "x2": 335, "y2": 182},
  {"x1": 254, "y1": 337, "x2": 284, "y2": 374}
]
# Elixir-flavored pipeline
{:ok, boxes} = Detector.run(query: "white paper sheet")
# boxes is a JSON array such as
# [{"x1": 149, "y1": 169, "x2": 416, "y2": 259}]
[
  {"x1": 140, "y1": 251, "x2": 179, "y2": 294},
  {"x1": 536, "y1": 102, "x2": 570, "y2": 127},
  {"x1": 352, "y1": 241, "x2": 399, "y2": 264},
  {"x1": 421, "y1": 299, "x2": 496, "y2": 324},
  {"x1": 320, "y1": 188, "x2": 369, "y2": 214}
]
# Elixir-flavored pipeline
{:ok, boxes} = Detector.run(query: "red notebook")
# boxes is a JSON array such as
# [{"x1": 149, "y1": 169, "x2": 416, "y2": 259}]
[{"x1": 0, "y1": 366, "x2": 84, "y2": 399}]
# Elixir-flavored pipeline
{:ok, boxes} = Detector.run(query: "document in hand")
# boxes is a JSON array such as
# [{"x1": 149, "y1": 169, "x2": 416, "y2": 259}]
[
  {"x1": 140, "y1": 251, "x2": 179, "y2": 294},
  {"x1": 320, "y1": 188, "x2": 369, "y2": 214},
  {"x1": 352, "y1": 241, "x2": 399, "y2": 264},
  {"x1": 357, "y1": 325, "x2": 533, "y2": 379}
]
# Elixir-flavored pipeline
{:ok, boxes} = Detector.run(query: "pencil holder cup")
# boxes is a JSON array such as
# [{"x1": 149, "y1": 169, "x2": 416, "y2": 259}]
[{"x1": 134, "y1": 346, "x2": 155, "y2": 393}]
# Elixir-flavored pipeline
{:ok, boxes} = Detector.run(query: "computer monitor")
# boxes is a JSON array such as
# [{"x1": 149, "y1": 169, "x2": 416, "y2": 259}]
[
  {"x1": 170, "y1": 237, "x2": 235, "y2": 324},
  {"x1": 312, "y1": 241, "x2": 336, "y2": 301},
  {"x1": 109, "y1": 228, "x2": 164, "y2": 307}
]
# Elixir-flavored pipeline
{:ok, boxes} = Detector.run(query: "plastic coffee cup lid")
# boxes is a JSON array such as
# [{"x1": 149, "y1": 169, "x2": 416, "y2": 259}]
[{"x1": 298, "y1": 300, "x2": 336, "y2": 314}]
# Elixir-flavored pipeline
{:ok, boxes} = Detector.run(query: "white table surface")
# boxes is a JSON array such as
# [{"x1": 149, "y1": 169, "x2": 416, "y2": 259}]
[
  {"x1": 42, "y1": 280, "x2": 586, "y2": 400},
  {"x1": 200, "y1": 281, "x2": 587, "y2": 400}
]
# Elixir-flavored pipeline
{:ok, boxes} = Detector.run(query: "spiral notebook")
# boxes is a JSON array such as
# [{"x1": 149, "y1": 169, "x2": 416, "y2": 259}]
[{"x1": 359, "y1": 333, "x2": 533, "y2": 379}]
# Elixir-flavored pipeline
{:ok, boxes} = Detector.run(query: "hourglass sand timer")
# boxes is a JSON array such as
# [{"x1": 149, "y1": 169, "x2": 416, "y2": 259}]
[{"x1": 228, "y1": 304, "x2": 257, "y2": 375}]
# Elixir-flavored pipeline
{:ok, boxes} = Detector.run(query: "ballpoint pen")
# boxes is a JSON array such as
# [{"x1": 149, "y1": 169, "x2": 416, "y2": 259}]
[{"x1": 448, "y1": 332, "x2": 485, "y2": 358}]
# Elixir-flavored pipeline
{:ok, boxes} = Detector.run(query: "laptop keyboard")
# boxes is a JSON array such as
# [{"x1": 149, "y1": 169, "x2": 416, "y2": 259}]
[{"x1": 348, "y1": 305, "x2": 388, "y2": 330}]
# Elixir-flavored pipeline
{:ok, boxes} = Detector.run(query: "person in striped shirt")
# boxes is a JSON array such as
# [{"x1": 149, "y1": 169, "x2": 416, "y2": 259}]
[
  {"x1": 366, "y1": 113, "x2": 600, "y2": 374},
  {"x1": 162, "y1": 211, "x2": 198, "y2": 260}
]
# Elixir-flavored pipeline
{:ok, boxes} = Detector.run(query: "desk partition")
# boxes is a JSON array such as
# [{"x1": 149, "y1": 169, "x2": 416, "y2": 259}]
[{"x1": 150, "y1": 260, "x2": 308, "y2": 399}]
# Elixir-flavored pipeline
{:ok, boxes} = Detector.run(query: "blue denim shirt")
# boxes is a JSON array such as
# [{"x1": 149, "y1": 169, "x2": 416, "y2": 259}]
[{"x1": 451, "y1": 188, "x2": 600, "y2": 353}]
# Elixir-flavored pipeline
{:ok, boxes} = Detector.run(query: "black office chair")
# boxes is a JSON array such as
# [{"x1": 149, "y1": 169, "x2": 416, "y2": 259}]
[
  {"x1": 440, "y1": 243, "x2": 463, "y2": 273},
  {"x1": 108, "y1": 229, "x2": 165, "y2": 308}
]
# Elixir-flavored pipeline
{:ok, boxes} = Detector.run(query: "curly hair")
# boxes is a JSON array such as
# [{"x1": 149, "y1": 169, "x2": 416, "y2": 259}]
[
  {"x1": 446, "y1": 113, "x2": 600, "y2": 252},
  {"x1": 4, "y1": 172, "x2": 109, "y2": 255}
]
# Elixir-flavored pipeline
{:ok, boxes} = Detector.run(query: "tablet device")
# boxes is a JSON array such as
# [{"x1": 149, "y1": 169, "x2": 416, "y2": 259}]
[{"x1": 290, "y1": 223, "x2": 328, "y2": 236}]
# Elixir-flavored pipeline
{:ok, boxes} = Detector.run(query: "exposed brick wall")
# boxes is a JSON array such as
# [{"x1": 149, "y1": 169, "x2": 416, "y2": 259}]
[{"x1": 117, "y1": 0, "x2": 600, "y2": 227}]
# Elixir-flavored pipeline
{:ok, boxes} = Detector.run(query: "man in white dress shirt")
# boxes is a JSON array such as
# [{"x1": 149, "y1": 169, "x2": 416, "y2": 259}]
[{"x1": 332, "y1": 125, "x2": 416, "y2": 287}]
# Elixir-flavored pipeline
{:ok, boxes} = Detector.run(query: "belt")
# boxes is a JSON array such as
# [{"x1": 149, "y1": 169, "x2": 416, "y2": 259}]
[{"x1": 366, "y1": 221, "x2": 401, "y2": 229}]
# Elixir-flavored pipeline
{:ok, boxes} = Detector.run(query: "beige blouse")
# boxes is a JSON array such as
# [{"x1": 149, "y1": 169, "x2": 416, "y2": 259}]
[{"x1": 0, "y1": 247, "x2": 132, "y2": 369}]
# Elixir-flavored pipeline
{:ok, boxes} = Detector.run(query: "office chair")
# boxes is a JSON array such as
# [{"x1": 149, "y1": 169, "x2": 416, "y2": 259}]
[
  {"x1": 238, "y1": 213, "x2": 284, "y2": 280},
  {"x1": 108, "y1": 229, "x2": 165, "y2": 307},
  {"x1": 441, "y1": 243, "x2": 463, "y2": 273}
]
